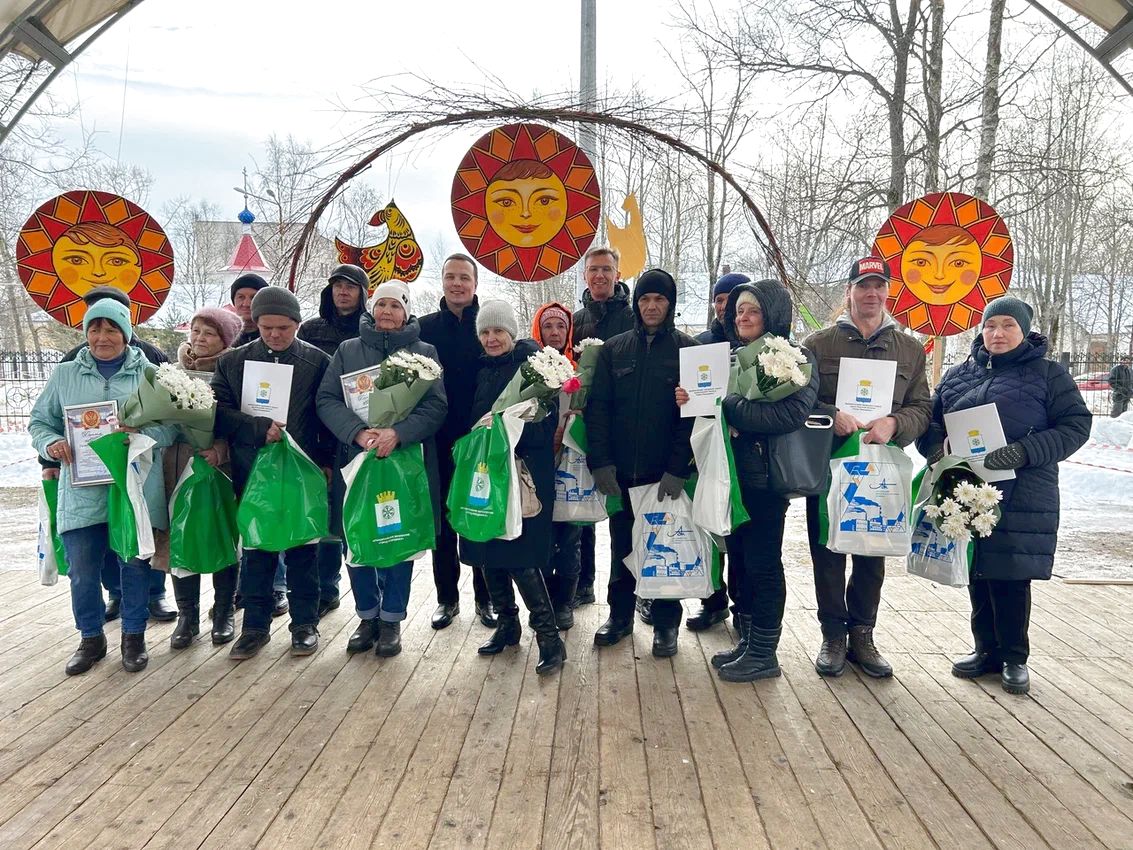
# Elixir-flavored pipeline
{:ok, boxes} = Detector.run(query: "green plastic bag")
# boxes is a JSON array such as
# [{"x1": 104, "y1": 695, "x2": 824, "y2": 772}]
[
  {"x1": 447, "y1": 415, "x2": 513, "y2": 542},
  {"x1": 38, "y1": 478, "x2": 69, "y2": 578},
  {"x1": 90, "y1": 432, "x2": 157, "y2": 562},
  {"x1": 342, "y1": 445, "x2": 435, "y2": 568},
  {"x1": 237, "y1": 432, "x2": 329, "y2": 552},
  {"x1": 169, "y1": 456, "x2": 239, "y2": 574}
]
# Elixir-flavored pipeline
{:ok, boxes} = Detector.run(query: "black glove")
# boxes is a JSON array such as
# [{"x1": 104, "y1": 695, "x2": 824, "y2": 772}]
[
  {"x1": 983, "y1": 442, "x2": 1028, "y2": 471},
  {"x1": 592, "y1": 465, "x2": 620, "y2": 497},
  {"x1": 925, "y1": 445, "x2": 945, "y2": 466},
  {"x1": 656, "y1": 472, "x2": 686, "y2": 501}
]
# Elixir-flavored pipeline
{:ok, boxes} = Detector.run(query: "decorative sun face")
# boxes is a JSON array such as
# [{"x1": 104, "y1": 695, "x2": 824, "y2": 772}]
[
  {"x1": 873, "y1": 192, "x2": 1013, "y2": 336},
  {"x1": 17, "y1": 191, "x2": 174, "y2": 328},
  {"x1": 451, "y1": 123, "x2": 600, "y2": 282}
]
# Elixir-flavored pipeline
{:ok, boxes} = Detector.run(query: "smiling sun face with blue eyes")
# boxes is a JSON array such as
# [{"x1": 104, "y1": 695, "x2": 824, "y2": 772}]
[{"x1": 485, "y1": 160, "x2": 567, "y2": 248}]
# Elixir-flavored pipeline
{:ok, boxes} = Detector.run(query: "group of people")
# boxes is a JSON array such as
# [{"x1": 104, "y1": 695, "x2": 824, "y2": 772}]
[{"x1": 29, "y1": 243, "x2": 1091, "y2": 695}]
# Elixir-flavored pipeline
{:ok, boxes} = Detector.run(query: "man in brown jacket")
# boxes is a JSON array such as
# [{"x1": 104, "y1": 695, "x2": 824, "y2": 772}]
[{"x1": 803, "y1": 256, "x2": 932, "y2": 679}]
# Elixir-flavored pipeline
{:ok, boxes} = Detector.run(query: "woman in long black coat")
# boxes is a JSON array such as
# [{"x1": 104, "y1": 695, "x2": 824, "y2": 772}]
[
  {"x1": 917, "y1": 297, "x2": 1090, "y2": 695},
  {"x1": 459, "y1": 300, "x2": 565, "y2": 676}
]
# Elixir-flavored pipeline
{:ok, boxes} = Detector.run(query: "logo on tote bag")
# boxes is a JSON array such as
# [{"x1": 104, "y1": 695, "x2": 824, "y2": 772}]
[
  {"x1": 469, "y1": 462, "x2": 491, "y2": 507},
  {"x1": 375, "y1": 491, "x2": 402, "y2": 535}
]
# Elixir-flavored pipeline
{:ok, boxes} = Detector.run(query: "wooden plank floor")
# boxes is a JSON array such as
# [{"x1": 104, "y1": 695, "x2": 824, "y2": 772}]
[{"x1": 1, "y1": 548, "x2": 1131, "y2": 849}]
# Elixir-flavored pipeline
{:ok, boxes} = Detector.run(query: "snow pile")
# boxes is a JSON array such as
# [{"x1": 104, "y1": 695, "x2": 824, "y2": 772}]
[
  {"x1": 1089, "y1": 411, "x2": 1133, "y2": 449},
  {"x1": 0, "y1": 432, "x2": 39, "y2": 488}
]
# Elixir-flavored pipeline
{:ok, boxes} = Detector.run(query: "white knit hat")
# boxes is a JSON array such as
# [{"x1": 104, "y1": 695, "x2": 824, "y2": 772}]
[
  {"x1": 368, "y1": 279, "x2": 411, "y2": 315},
  {"x1": 476, "y1": 300, "x2": 519, "y2": 339}
]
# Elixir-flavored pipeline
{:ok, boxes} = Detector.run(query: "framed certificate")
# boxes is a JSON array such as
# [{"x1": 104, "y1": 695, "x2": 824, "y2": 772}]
[
  {"x1": 63, "y1": 400, "x2": 119, "y2": 487},
  {"x1": 340, "y1": 365, "x2": 383, "y2": 419}
]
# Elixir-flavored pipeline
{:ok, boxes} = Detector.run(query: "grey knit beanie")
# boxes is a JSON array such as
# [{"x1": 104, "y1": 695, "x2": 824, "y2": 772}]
[
  {"x1": 251, "y1": 286, "x2": 302, "y2": 323},
  {"x1": 982, "y1": 296, "x2": 1032, "y2": 337},
  {"x1": 476, "y1": 299, "x2": 519, "y2": 339}
]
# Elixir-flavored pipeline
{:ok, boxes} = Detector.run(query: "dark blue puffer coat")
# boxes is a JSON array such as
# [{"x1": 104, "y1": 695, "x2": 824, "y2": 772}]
[{"x1": 917, "y1": 333, "x2": 1091, "y2": 581}]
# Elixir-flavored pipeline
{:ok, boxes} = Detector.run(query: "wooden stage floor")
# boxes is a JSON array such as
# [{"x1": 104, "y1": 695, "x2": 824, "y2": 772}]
[{"x1": 0, "y1": 560, "x2": 1131, "y2": 849}]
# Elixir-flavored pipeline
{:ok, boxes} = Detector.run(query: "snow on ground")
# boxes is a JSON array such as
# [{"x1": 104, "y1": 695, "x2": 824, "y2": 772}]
[{"x1": 0, "y1": 432, "x2": 39, "y2": 488}]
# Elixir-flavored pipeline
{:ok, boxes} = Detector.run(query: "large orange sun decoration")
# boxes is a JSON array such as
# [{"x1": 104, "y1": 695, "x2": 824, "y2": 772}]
[
  {"x1": 872, "y1": 191, "x2": 1013, "y2": 336},
  {"x1": 16, "y1": 190, "x2": 175, "y2": 328},
  {"x1": 451, "y1": 123, "x2": 600, "y2": 282}
]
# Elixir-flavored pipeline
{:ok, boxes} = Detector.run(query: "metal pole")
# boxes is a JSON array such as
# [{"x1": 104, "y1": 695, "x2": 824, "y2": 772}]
[{"x1": 576, "y1": 0, "x2": 598, "y2": 307}]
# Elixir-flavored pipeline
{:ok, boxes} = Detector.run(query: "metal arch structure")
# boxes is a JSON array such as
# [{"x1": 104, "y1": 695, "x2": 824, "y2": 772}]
[
  {"x1": 1026, "y1": 0, "x2": 1133, "y2": 95},
  {"x1": 0, "y1": 0, "x2": 145, "y2": 145}
]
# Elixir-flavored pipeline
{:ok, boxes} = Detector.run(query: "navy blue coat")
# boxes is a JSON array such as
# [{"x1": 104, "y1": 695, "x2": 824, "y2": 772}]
[
  {"x1": 917, "y1": 333, "x2": 1091, "y2": 581},
  {"x1": 459, "y1": 338, "x2": 557, "y2": 572}
]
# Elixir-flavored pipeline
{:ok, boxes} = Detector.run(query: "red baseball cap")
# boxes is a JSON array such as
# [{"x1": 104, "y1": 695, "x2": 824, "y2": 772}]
[{"x1": 848, "y1": 256, "x2": 889, "y2": 285}]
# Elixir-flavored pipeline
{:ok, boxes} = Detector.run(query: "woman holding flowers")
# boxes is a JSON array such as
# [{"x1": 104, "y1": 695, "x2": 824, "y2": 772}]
[
  {"x1": 316, "y1": 280, "x2": 447, "y2": 657},
  {"x1": 461, "y1": 300, "x2": 567, "y2": 677},
  {"x1": 166, "y1": 306, "x2": 244, "y2": 648},
  {"x1": 677, "y1": 280, "x2": 819, "y2": 681},
  {"x1": 29, "y1": 299, "x2": 176, "y2": 675},
  {"x1": 917, "y1": 297, "x2": 1090, "y2": 695}
]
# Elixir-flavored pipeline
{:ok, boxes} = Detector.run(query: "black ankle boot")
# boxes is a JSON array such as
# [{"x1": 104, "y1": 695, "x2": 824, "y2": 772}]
[
  {"x1": 513, "y1": 567, "x2": 567, "y2": 675},
  {"x1": 211, "y1": 602, "x2": 236, "y2": 645},
  {"x1": 121, "y1": 633, "x2": 149, "y2": 673},
  {"x1": 479, "y1": 570, "x2": 521, "y2": 655},
  {"x1": 711, "y1": 615, "x2": 750, "y2": 669},
  {"x1": 65, "y1": 634, "x2": 107, "y2": 676},
  {"x1": 718, "y1": 619, "x2": 781, "y2": 682},
  {"x1": 375, "y1": 621, "x2": 402, "y2": 657},
  {"x1": 170, "y1": 606, "x2": 199, "y2": 649}
]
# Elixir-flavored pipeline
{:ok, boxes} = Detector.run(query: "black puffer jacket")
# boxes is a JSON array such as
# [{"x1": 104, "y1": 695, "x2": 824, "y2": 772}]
[
  {"x1": 916, "y1": 333, "x2": 1091, "y2": 581},
  {"x1": 211, "y1": 337, "x2": 333, "y2": 495},
  {"x1": 572, "y1": 282, "x2": 635, "y2": 342},
  {"x1": 234, "y1": 326, "x2": 260, "y2": 348},
  {"x1": 459, "y1": 338, "x2": 557, "y2": 571},
  {"x1": 720, "y1": 282, "x2": 819, "y2": 490},
  {"x1": 587, "y1": 271, "x2": 698, "y2": 488},
  {"x1": 298, "y1": 278, "x2": 365, "y2": 356},
  {"x1": 695, "y1": 318, "x2": 728, "y2": 345},
  {"x1": 419, "y1": 296, "x2": 482, "y2": 452}
]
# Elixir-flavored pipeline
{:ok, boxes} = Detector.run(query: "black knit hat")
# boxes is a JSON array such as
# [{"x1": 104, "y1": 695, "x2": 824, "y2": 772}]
[
  {"x1": 230, "y1": 273, "x2": 269, "y2": 304},
  {"x1": 82, "y1": 286, "x2": 131, "y2": 308},
  {"x1": 633, "y1": 268, "x2": 677, "y2": 303}
]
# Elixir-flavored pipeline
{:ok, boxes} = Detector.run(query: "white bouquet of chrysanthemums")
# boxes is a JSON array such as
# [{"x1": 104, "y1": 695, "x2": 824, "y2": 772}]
[
  {"x1": 492, "y1": 346, "x2": 580, "y2": 420},
  {"x1": 730, "y1": 334, "x2": 812, "y2": 401},
  {"x1": 368, "y1": 351, "x2": 443, "y2": 428},
  {"x1": 570, "y1": 338, "x2": 603, "y2": 410},
  {"x1": 921, "y1": 477, "x2": 1003, "y2": 542},
  {"x1": 120, "y1": 364, "x2": 217, "y2": 449}
]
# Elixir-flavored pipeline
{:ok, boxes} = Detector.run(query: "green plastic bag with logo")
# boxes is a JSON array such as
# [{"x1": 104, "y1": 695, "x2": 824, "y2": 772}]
[
  {"x1": 168, "y1": 456, "x2": 239, "y2": 574},
  {"x1": 90, "y1": 432, "x2": 157, "y2": 562},
  {"x1": 341, "y1": 444, "x2": 434, "y2": 568},
  {"x1": 237, "y1": 431, "x2": 329, "y2": 552},
  {"x1": 447, "y1": 413, "x2": 516, "y2": 543}
]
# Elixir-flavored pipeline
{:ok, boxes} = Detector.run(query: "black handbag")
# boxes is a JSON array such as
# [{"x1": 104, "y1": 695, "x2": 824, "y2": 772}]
[{"x1": 768, "y1": 413, "x2": 835, "y2": 499}]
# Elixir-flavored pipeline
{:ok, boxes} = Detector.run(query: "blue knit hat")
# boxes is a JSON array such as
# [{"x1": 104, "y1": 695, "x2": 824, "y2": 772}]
[
  {"x1": 82, "y1": 298, "x2": 133, "y2": 342},
  {"x1": 982, "y1": 296, "x2": 1032, "y2": 336},
  {"x1": 713, "y1": 272, "x2": 750, "y2": 299}
]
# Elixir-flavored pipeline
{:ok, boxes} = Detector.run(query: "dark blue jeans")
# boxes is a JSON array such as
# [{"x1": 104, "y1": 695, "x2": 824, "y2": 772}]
[
  {"x1": 63, "y1": 524, "x2": 150, "y2": 637},
  {"x1": 102, "y1": 551, "x2": 167, "y2": 601},
  {"x1": 242, "y1": 545, "x2": 319, "y2": 632},
  {"x1": 347, "y1": 561, "x2": 412, "y2": 621}
]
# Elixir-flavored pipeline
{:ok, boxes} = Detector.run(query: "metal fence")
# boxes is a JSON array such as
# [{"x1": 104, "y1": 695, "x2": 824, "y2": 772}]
[{"x1": 0, "y1": 350, "x2": 64, "y2": 431}]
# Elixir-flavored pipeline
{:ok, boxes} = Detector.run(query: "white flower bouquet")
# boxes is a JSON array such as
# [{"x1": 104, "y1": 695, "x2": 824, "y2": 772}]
[
  {"x1": 920, "y1": 473, "x2": 1003, "y2": 543},
  {"x1": 368, "y1": 351, "x2": 443, "y2": 428},
  {"x1": 729, "y1": 334, "x2": 812, "y2": 402},
  {"x1": 121, "y1": 364, "x2": 216, "y2": 449},
  {"x1": 492, "y1": 347, "x2": 580, "y2": 421},
  {"x1": 569, "y1": 338, "x2": 603, "y2": 410}
]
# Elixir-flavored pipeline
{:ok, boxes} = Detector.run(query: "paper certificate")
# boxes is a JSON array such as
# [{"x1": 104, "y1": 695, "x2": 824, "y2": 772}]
[
  {"x1": 340, "y1": 365, "x2": 383, "y2": 420},
  {"x1": 835, "y1": 358, "x2": 897, "y2": 422},
  {"x1": 240, "y1": 361, "x2": 294, "y2": 424},
  {"x1": 679, "y1": 342, "x2": 731, "y2": 418},
  {"x1": 943, "y1": 403, "x2": 1015, "y2": 482},
  {"x1": 64, "y1": 400, "x2": 119, "y2": 487}
]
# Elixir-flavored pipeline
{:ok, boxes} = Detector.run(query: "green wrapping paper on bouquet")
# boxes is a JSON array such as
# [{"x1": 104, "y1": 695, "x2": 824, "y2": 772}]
[
  {"x1": 341, "y1": 445, "x2": 434, "y2": 568},
  {"x1": 168, "y1": 455, "x2": 239, "y2": 575},
  {"x1": 367, "y1": 351, "x2": 442, "y2": 428},
  {"x1": 729, "y1": 335, "x2": 813, "y2": 402},
  {"x1": 120, "y1": 365, "x2": 216, "y2": 450},
  {"x1": 237, "y1": 431, "x2": 329, "y2": 552}
]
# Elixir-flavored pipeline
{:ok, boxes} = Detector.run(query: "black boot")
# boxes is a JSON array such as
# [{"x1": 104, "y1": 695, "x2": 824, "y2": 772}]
[
  {"x1": 718, "y1": 619, "x2": 782, "y2": 682},
  {"x1": 686, "y1": 598, "x2": 728, "y2": 632},
  {"x1": 951, "y1": 650, "x2": 1002, "y2": 679},
  {"x1": 550, "y1": 570, "x2": 578, "y2": 631},
  {"x1": 848, "y1": 625, "x2": 893, "y2": 678},
  {"x1": 121, "y1": 633, "x2": 149, "y2": 673},
  {"x1": 1002, "y1": 663, "x2": 1030, "y2": 695},
  {"x1": 375, "y1": 621, "x2": 402, "y2": 657},
  {"x1": 170, "y1": 606, "x2": 199, "y2": 650},
  {"x1": 711, "y1": 615, "x2": 750, "y2": 669},
  {"x1": 65, "y1": 634, "x2": 107, "y2": 676},
  {"x1": 513, "y1": 568, "x2": 566, "y2": 676},
  {"x1": 652, "y1": 625, "x2": 679, "y2": 658},
  {"x1": 211, "y1": 602, "x2": 236, "y2": 645},
  {"x1": 479, "y1": 570, "x2": 521, "y2": 655},
  {"x1": 347, "y1": 619, "x2": 376, "y2": 654},
  {"x1": 291, "y1": 624, "x2": 319, "y2": 656},
  {"x1": 229, "y1": 629, "x2": 270, "y2": 660},
  {"x1": 815, "y1": 634, "x2": 848, "y2": 677}
]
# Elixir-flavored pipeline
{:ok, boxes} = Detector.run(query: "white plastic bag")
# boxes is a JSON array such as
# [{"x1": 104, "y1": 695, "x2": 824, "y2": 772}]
[
  {"x1": 124, "y1": 433, "x2": 158, "y2": 560},
  {"x1": 36, "y1": 486, "x2": 60, "y2": 586},
  {"x1": 499, "y1": 399, "x2": 539, "y2": 540},
  {"x1": 690, "y1": 413, "x2": 733, "y2": 536},
  {"x1": 625, "y1": 484, "x2": 714, "y2": 599},
  {"x1": 552, "y1": 414, "x2": 607, "y2": 523},
  {"x1": 824, "y1": 434, "x2": 913, "y2": 557},
  {"x1": 907, "y1": 507, "x2": 971, "y2": 587}
]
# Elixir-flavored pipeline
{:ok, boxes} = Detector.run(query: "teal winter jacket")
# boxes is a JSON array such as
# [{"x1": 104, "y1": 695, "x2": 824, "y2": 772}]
[{"x1": 29, "y1": 346, "x2": 176, "y2": 535}]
